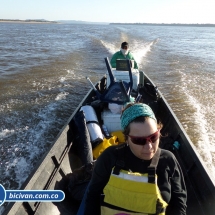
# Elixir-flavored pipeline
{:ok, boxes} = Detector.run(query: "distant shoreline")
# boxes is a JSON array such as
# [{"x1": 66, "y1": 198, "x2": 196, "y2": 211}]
[
  {"x1": 110, "y1": 23, "x2": 215, "y2": 27},
  {"x1": 1, "y1": 19, "x2": 215, "y2": 27},
  {"x1": 0, "y1": 19, "x2": 58, "y2": 24}
]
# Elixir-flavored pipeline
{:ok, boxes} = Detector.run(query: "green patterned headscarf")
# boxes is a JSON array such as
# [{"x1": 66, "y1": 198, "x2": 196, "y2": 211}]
[{"x1": 121, "y1": 103, "x2": 156, "y2": 130}]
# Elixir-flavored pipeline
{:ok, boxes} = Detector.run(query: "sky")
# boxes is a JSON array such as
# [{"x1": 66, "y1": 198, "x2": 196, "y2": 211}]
[{"x1": 1, "y1": 0, "x2": 215, "y2": 24}]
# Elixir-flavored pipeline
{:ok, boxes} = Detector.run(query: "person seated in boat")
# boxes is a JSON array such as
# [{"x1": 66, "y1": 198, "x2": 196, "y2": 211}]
[
  {"x1": 76, "y1": 103, "x2": 187, "y2": 215},
  {"x1": 110, "y1": 41, "x2": 139, "y2": 69}
]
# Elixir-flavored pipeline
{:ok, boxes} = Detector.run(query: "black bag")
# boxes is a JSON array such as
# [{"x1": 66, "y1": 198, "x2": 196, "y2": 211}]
[
  {"x1": 138, "y1": 83, "x2": 159, "y2": 101},
  {"x1": 68, "y1": 111, "x2": 93, "y2": 165},
  {"x1": 66, "y1": 161, "x2": 96, "y2": 201}
]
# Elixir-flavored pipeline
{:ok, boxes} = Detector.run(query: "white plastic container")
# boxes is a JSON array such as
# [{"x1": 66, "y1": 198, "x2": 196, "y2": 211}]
[
  {"x1": 101, "y1": 109, "x2": 122, "y2": 133},
  {"x1": 108, "y1": 103, "x2": 123, "y2": 114},
  {"x1": 106, "y1": 69, "x2": 140, "y2": 90}
]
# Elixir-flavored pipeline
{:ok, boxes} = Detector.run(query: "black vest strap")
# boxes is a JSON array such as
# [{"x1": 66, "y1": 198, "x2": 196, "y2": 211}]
[
  {"x1": 147, "y1": 148, "x2": 161, "y2": 183},
  {"x1": 112, "y1": 144, "x2": 126, "y2": 175},
  {"x1": 113, "y1": 145, "x2": 161, "y2": 183}
]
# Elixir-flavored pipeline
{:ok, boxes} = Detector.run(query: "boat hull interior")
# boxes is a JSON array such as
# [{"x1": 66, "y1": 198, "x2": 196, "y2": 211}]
[{"x1": 3, "y1": 72, "x2": 215, "y2": 215}]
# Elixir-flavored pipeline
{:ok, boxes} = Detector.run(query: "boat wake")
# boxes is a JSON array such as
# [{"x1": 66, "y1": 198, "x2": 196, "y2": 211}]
[
  {"x1": 132, "y1": 39, "x2": 159, "y2": 64},
  {"x1": 0, "y1": 68, "x2": 89, "y2": 192},
  {"x1": 100, "y1": 40, "x2": 117, "y2": 55},
  {"x1": 100, "y1": 38, "x2": 159, "y2": 67},
  {"x1": 179, "y1": 70, "x2": 215, "y2": 182}
]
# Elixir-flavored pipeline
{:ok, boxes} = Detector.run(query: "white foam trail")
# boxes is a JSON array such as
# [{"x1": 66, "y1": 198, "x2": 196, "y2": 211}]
[
  {"x1": 100, "y1": 40, "x2": 118, "y2": 54},
  {"x1": 120, "y1": 32, "x2": 130, "y2": 44},
  {"x1": 67, "y1": 70, "x2": 75, "y2": 75},
  {"x1": 1, "y1": 99, "x2": 71, "y2": 191},
  {"x1": 59, "y1": 77, "x2": 66, "y2": 83},
  {"x1": 14, "y1": 157, "x2": 29, "y2": 187},
  {"x1": 132, "y1": 39, "x2": 159, "y2": 64},
  {"x1": 0, "y1": 129, "x2": 15, "y2": 139},
  {"x1": 55, "y1": 92, "x2": 69, "y2": 101},
  {"x1": 185, "y1": 93, "x2": 215, "y2": 181},
  {"x1": 64, "y1": 69, "x2": 83, "y2": 80},
  {"x1": 180, "y1": 72, "x2": 215, "y2": 181},
  {"x1": 0, "y1": 127, "x2": 29, "y2": 139},
  {"x1": 100, "y1": 38, "x2": 159, "y2": 64}
]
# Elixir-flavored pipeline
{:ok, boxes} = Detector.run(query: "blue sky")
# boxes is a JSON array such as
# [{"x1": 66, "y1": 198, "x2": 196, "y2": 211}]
[{"x1": 1, "y1": 0, "x2": 215, "y2": 24}]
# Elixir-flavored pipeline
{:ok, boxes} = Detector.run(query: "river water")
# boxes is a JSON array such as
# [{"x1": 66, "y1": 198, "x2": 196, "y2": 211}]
[{"x1": 0, "y1": 23, "x2": 215, "y2": 212}]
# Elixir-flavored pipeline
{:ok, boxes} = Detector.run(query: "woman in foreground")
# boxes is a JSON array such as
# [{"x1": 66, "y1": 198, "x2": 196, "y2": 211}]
[{"x1": 77, "y1": 103, "x2": 187, "y2": 215}]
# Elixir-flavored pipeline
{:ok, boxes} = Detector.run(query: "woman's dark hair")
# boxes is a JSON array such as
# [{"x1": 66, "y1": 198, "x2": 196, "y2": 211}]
[{"x1": 121, "y1": 103, "x2": 163, "y2": 141}]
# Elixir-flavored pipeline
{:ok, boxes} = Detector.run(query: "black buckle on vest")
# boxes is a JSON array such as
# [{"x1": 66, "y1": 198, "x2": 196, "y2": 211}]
[
  {"x1": 113, "y1": 160, "x2": 125, "y2": 175},
  {"x1": 147, "y1": 166, "x2": 156, "y2": 183}
]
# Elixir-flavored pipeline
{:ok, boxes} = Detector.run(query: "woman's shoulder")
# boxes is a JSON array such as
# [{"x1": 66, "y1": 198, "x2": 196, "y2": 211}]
[
  {"x1": 101, "y1": 143, "x2": 126, "y2": 156},
  {"x1": 159, "y1": 148, "x2": 177, "y2": 162},
  {"x1": 94, "y1": 144, "x2": 127, "y2": 176},
  {"x1": 158, "y1": 148, "x2": 181, "y2": 171},
  {"x1": 96, "y1": 143, "x2": 126, "y2": 161},
  {"x1": 160, "y1": 148, "x2": 174, "y2": 156}
]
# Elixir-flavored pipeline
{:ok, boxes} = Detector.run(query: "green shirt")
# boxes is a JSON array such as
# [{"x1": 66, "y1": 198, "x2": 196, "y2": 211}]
[{"x1": 110, "y1": 50, "x2": 138, "y2": 69}]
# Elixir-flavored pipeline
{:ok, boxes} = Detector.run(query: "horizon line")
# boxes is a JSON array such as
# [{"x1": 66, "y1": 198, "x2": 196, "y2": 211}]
[{"x1": 1, "y1": 19, "x2": 215, "y2": 25}]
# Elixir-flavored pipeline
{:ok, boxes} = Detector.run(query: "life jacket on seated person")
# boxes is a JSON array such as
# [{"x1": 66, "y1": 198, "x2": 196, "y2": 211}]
[{"x1": 101, "y1": 147, "x2": 168, "y2": 215}]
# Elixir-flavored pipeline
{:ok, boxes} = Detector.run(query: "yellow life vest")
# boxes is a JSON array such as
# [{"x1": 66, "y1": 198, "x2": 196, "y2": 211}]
[
  {"x1": 93, "y1": 136, "x2": 119, "y2": 159},
  {"x1": 93, "y1": 131, "x2": 125, "y2": 159},
  {"x1": 111, "y1": 130, "x2": 125, "y2": 143},
  {"x1": 101, "y1": 148, "x2": 168, "y2": 215}
]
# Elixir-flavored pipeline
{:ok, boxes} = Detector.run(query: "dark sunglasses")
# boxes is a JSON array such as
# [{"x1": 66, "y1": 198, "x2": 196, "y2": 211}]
[{"x1": 127, "y1": 130, "x2": 160, "y2": 145}]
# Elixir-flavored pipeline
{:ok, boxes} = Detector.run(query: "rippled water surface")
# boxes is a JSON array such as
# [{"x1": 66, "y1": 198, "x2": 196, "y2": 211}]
[{"x1": 0, "y1": 23, "x2": 215, "y2": 213}]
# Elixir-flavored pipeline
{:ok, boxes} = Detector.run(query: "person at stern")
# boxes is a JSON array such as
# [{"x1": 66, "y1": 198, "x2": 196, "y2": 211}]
[
  {"x1": 110, "y1": 41, "x2": 138, "y2": 69},
  {"x1": 77, "y1": 103, "x2": 187, "y2": 215}
]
